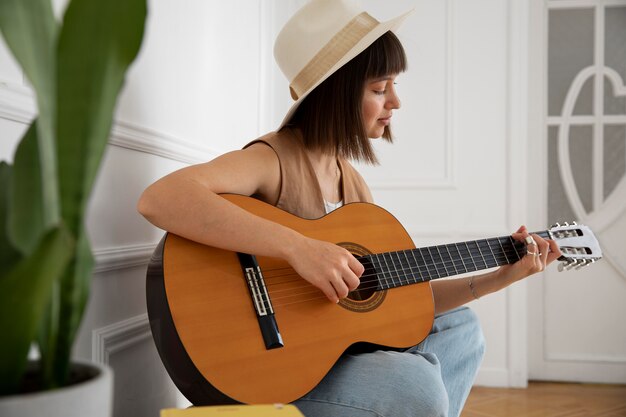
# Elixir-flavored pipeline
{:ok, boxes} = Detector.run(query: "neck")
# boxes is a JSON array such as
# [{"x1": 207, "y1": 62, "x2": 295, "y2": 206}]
[
  {"x1": 306, "y1": 148, "x2": 338, "y2": 174},
  {"x1": 306, "y1": 149, "x2": 342, "y2": 203}
]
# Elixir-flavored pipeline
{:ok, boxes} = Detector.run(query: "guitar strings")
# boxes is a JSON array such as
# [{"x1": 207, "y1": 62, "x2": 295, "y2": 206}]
[
  {"x1": 232, "y1": 234, "x2": 545, "y2": 308},
  {"x1": 260, "y1": 250, "x2": 524, "y2": 301},
  {"x1": 189, "y1": 240, "x2": 529, "y2": 309},
  {"x1": 258, "y1": 241, "x2": 527, "y2": 280},
  {"x1": 236, "y1": 236, "x2": 530, "y2": 306},
  {"x1": 260, "y1": 245, "x2": 525, "y2": 291},
  {"x1": 261, "y1": 249, "x2": 522, "y2": 305}
]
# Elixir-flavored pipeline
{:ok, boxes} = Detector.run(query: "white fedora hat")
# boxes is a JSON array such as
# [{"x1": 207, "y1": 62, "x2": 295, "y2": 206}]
[{"x1": 274, "y1": 0, "x2": 413, "y2": 129}]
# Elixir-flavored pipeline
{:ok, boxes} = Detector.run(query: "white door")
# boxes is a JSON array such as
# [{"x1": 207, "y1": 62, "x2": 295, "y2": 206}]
[{"x1": 528, "y1": 0, "x2": 626, "y2": 383}]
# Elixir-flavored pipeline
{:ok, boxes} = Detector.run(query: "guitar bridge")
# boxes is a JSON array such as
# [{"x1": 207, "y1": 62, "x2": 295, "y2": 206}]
[{"x1": 237, "y1": 253, "x2": 284, "y2": 350}]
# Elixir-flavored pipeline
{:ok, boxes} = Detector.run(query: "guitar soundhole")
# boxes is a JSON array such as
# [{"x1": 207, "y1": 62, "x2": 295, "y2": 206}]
[{"x1": 337, "y1": 242, "x2": 386, "y2": 313}]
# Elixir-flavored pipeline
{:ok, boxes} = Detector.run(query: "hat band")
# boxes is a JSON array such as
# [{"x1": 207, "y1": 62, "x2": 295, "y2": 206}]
[{"x1": 289, "y1": 12, "x2": 379, "y2": 100}]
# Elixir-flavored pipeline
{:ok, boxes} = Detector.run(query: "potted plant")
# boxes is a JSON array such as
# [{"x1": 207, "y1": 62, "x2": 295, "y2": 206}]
[{"x1": 0, "y1": 0, "x2": 146, "y2": 415}]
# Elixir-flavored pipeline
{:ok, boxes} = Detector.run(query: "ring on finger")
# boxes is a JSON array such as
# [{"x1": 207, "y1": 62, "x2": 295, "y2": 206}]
[{"x1": 526, "y1": 250, "x2": 541, "y2": 256}]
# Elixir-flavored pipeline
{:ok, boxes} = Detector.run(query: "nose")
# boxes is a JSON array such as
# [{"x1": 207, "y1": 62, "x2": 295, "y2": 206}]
[{"x1": 386, "y1": 87, "x2": 401, "y2": 110}]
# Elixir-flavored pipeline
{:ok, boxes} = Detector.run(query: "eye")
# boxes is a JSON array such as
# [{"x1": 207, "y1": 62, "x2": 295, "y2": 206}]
[{"x1": 373, "y1": 89, "x2": 386, "y2": 95}]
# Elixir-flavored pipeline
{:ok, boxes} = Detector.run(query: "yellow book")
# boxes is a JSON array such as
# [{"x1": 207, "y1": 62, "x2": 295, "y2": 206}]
[{"x1": 160, "y1": 404, "x2": 305, "y2": 417}]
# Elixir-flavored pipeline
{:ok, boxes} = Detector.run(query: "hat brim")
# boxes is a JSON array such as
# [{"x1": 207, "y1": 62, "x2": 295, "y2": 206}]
[{"x1": 277, "y1": 8, "x2": 414, "y2": 130}]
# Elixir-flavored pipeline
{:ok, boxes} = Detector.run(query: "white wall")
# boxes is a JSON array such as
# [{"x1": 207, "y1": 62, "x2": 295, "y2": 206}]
[{"x1": 1, "y1": 1, "x2": 534, "y2": 415}]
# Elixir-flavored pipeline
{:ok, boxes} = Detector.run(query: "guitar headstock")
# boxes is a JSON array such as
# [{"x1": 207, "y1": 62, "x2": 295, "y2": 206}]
[{"x1": 548, "y1": 222, "x2": 602, "y2": 271}]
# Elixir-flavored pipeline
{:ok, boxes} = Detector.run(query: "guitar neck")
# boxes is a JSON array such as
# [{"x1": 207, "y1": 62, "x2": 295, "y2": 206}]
[{"x1": 359, "y1": 231, "x2": 550, "y2": 289}]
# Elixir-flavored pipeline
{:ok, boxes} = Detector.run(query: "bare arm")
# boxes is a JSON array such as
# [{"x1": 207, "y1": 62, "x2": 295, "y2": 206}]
[{"x1": 137, "y1": 144, "x2": 363, "y2": 302}]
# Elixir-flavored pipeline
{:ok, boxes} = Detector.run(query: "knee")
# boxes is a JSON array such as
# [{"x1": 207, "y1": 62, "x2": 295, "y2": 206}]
[
  {"x1": 393, "y1": 373, "x2": 449, "y2": 417},
  {"x1": 376, "y1": 353, "x2": 449, "y2": 417}
]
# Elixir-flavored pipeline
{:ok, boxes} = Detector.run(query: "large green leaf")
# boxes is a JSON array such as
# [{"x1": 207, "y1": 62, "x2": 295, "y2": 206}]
[
  {"x1": 0, "y1": 162, "x2": 20, "y2": 271},
  {"x1": 40, "y1": 228, "x2": 93, "y2": 388},
  {"x1": 7, "y1": 122, "x2": 48, "y2": 255},
  {"x1": 0, "y1": 225, "x2": 74, "y2": 395},
  {"x1": 56, "y1": 0, "x2": 147, "y2": 235},
  {"x1": 0, "y1": 0, "x2": 60, "y2": 228}
]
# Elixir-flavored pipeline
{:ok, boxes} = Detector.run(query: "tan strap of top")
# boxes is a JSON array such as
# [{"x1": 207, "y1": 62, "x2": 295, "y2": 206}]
[{"x1": 243, "y1": 128, "x2": 373, "y2": 219}]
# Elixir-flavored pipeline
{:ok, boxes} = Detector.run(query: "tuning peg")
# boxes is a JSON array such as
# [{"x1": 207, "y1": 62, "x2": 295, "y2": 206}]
[
  {"x1": 575, "y1": 259, "x2": 590, "y2": 270},
  {"x1": 572, "y1": 221, "x2": 577, "y2": 225},
  {"x1": 558, "y1": 259, "x2": 573, "y2": 272},
  {"x1": 563, "y1": 221, "x2": 569, "y2": 226},
  {"x1": 552, "y1": 222, "x2": 561, "y2": 228},
  {"x1": 565, "y1": 259, "x2": 581, "y2": 271}
]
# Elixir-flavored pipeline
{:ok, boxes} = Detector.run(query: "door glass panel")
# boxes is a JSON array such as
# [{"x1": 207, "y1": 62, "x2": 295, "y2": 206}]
[
  {"x1": 548, "y1": 9, "x2": 595, "y2": 117},
  {"x1": 604, "y1": 125, "x2": 626, "y2": 200},
  {"x1": 605, "y1": 6, "x2": 626, "y2": 115}
]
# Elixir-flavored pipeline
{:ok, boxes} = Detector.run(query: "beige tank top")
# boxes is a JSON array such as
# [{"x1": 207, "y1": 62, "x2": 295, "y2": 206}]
[{"x1": 244, "y1": 127, "x2": 374, "y2": 219}]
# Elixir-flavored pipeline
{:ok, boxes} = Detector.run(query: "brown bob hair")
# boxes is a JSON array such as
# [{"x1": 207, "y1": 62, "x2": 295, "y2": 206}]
[{"x1": 287, "y1": 30, "x2": 407, "y2": 164}]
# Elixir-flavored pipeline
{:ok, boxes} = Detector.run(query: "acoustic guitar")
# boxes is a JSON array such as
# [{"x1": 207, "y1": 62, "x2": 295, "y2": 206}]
[{"x1": 146, "y1": 194, "x2": 602, "y2": 406}]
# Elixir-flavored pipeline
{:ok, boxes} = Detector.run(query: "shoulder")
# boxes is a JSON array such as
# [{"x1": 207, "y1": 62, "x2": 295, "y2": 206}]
[{"x1": 244, "y1": 128, "x2": 303, "y2": 153}]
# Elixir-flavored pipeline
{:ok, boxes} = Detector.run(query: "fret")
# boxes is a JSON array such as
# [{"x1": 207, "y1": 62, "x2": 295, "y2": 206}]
[
  {"x1": 496, "y1": 237, "x2": 512, "y2": 265},
  {"x1": 383, "y1": 252, "x2": 402, "y2": 287},
  {"x1": 444, "y1": 244, "x2": 461, "y2": 276},
  {"x1": 379, "y1": 252, "x2": 392, "y2": 288},
  {"x1": 467, "y1": 240, "x2": 489, "y2": 270},
  {"x1": 509, "y1": 236, "x2": 523, "y2": 260},
  {"x1": 486, "y1": 238, "x2": 506, "y2": 266},
  {"x1": 477, "y1": 239, "x2": 498, "y2": 268},
  {"x1": 413, "y1": 248, "x2": 432, "y2": 281},
  {"x1": 395, "y1": 250, "x2": 414, "y2": 285},
  {"x1": 461, "y1": 242, "x2": 478, "y2": 273},
  {"x1": 390, "y1": 251, "x2": 406, "y2": 286},
  {"x1": 450, "y1": 243, "x2": 469, "y2": 274},
  {"x1": 372, "y1": 253, "x2": 390, "y2": 289},
  {"x1": 418, "y1": 247, "x2": 436, "y2": 279},
  {"x1": 426, "y1": 247, "x2": 444, "y2": 278},
  {"x1": 382, "y1": 253, "x2": 396, "y2": 289},
  {"x1": 402, "y1": 250, "x2": 420, "y2": 284},
  {"x1": 435, "y1": 245, "x2": 452, "y2": 277},
  {"x1": 442, "y1": 244, "x2": 458, "y2": 276}
]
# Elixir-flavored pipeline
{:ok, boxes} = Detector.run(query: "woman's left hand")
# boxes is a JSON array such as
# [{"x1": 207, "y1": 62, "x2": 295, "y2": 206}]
[{"x1": 496, "y1": 225, "x2": 562, "y2": 283}]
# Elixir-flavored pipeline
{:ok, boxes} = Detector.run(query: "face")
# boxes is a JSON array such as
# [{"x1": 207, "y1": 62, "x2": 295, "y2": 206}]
[{"x1": 361, "y1": 75, "x2": 401, "y2": 138}]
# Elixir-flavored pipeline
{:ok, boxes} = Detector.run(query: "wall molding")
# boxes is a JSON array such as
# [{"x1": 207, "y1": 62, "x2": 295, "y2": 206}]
[
  {"x1": 0, "y1": 82, "x2": 35, "y2": 124},
  {"x1": 0, "y1": 82, "x2": 220, "y2": 164},
  {"x1": 474, "y1": 367, "x2": 511, "y2": 387},
  {"x1": 504, "y1": 0, "x2": 531, "y2": 388},
  {"x1": 92, "y1": 314, "x2": 151, "y2": 364},
  {"x1": 545, "y1": 352, "x2": 626, "y2": 364},
  {"x1": 111, "y1": 121, "x2": 219, "y2": 164},
  {"x1": 93, "y1": 243, "x2": 156, "y2": 274}
]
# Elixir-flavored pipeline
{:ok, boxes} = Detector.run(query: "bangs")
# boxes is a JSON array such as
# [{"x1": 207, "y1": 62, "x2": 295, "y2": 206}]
[{"x1": 363, "y1": 31, "x2": 408, "y2": 79}]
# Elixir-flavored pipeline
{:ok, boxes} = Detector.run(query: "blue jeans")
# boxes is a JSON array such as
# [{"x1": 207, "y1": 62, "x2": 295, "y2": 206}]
[{"x1": 293, "y1": 307, "x2": 485, "y2": 417}]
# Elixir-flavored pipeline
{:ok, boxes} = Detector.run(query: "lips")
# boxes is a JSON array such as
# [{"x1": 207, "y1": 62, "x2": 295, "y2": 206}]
[{"x1": 378, "y1": 116, "x2": 392, "y2": 125}]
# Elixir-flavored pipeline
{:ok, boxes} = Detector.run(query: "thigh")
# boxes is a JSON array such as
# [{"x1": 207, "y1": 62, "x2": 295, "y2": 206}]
[
  {"x1": 408, "y1": 306, "x2": 486, "y2": 417},
  {"x1": 294, "y1": 350, "x2": 449, "y2": 417}
]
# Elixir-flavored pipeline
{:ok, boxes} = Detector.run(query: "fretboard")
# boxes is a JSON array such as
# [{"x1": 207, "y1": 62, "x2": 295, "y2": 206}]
[{"x1": 358, "y1": 231, "x2": 550, "y2": 290}]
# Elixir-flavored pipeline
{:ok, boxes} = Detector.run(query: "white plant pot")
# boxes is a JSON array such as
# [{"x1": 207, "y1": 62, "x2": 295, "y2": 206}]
[{"x1": 0, "y1": 361, "x2": 113, "y2": 417}]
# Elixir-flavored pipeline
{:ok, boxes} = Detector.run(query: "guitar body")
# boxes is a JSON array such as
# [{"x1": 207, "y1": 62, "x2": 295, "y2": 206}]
[{"x1": 147, "y1": 194, "x2": 435, "y2": 405}]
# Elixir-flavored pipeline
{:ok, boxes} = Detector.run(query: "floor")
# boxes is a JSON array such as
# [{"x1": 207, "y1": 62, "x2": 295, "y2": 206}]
[{"x1": 461, "y1": 382, "x2": 626, "y2": 417}]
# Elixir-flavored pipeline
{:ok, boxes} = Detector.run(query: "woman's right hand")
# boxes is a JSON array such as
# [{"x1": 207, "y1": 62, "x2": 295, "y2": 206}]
[{"x1": 285, "y1": 236, "x2": 364, "y2": 303}]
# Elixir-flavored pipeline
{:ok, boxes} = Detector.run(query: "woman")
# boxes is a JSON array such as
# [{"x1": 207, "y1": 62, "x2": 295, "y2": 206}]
[{"x1": 138, "y1": 1, "x2": 561, "y2": 416}]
